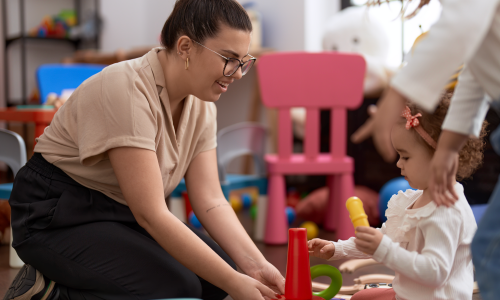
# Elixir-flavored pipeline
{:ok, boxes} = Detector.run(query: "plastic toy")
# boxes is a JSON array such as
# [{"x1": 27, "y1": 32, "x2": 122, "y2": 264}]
[
  {"x1": 285, "y1": 206, "x2": 296, "y2": 225},
  {"x1": 241, "y1": 193, "x2": 252, "y2": 208},
  {"x1": 29, "y1": 10, "x2": 77, "y2": 39},
  {"x1": 284, "y1": 228, "x2": 342, "y2": 300},
  {"x1": 230, "y1": 196, "x2": 242, "y2": 213},
  {"x1": 188, "y1": 211, "x2": 202, "y2": 229},
  {"x1": 250, "y1": 205, "x2": 257, "y2": 220},
  {"x1": 316, "y1": 258, "x2": 481, "y2": 296},
  {"x1": 379, "y1": 177, "x2": 413, "y2": 222},
  {"x1": 300, "y1": 221, "x2": 319, "y2": 240},
  {"x1": 346, "y1": 197, "x2": 369, "y2": 231},
  {"x1": 286, "y1": 188, "x2": 301, "y2": 208}
]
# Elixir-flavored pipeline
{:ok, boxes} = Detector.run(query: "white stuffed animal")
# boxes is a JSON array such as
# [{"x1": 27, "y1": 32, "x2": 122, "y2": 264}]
[
  {"x1": 291, "y1": 6, "x2": 393, "y2": 140},
  {"x1": 323, "y1": 6, "x2": 393, "y2": 97}
]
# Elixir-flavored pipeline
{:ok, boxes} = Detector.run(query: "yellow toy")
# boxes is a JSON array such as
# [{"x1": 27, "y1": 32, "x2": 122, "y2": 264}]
[
  {"x1": 346, "y1": 197, "x2": 369, "y2": 231},
  {"x1": 299, "y1": 221, "x2": 319, "y2": 240},
  {"x1": 229, "y1": 197, "x2": 242, "y2": 213}
]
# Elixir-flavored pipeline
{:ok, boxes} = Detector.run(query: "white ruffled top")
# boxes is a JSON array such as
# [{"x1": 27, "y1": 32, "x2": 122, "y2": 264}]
[{"x1": 330, "y1": 183, "x2": 477, "y2": 300}]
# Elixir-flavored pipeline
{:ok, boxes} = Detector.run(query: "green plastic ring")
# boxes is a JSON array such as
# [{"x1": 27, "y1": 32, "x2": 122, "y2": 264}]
[{"x1": 310, "y1": 264, "x2": 343, "y2": 300}]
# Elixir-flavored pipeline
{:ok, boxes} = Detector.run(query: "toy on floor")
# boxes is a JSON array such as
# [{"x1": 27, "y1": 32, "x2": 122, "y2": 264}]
[
  {"x1": 300, "y1": 221, "x2": 319, "y2": 240},
  {"x1": 230, "y1": 196, "x2": 243, "y2": 212},
  {"x1": 285, "y1": 206, "x2": 296, "y2": 225},
  {"x1": 346, "y1": 197, "x2": 369, "y2": 231},
  {"x1": 326, "y1": 258, "x2": 481, "y2": 295},
  {"x1": 283, "y1": 228, "x2": 342, "y2": 300},
  {"x1": 313, "y1": 273, "x2": 394, "y2": 297},
  {"x1": 287, "y1": 188, "x2": 301, "y2": 208},
  {"x1": 250, "y1": 205, "x2": 257, "y2": 220},
  {"x1": 378, "y1": 177, "x2": 413, "y2": 222},
  {"x1": 295, "y1": 186, "x2": 379, "y2": 225}
]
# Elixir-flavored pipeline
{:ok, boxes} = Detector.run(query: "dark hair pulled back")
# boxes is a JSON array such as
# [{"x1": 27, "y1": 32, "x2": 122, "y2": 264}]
[{"x1": 161, "y1": 0, "x2": 252, "y2": 52}]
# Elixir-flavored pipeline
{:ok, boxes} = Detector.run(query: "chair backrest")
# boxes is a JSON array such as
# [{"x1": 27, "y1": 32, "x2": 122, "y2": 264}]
[
  {"x1": 217, "y1": 122, "x2": 267, "y2": 183},
  {"x1": 257, "y1": 52, "x2": 365, "y2": 159},
  {"x1": 37, "y1": 63, "x2": 106, "y2": 103},
  {"x1": 0, "y1": 129, "x2": 27, "y2": 176}
]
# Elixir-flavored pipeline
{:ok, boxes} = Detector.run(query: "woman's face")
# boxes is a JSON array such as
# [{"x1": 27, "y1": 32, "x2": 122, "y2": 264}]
[{"x1": 189, "y1": 24, "x2": 252, "y2": 102}]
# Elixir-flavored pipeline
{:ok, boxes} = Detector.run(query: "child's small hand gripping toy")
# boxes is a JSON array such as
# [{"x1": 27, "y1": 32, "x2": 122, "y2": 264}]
[{"x1": 346, "y1": 197, "x2": 369, "y2": 231}]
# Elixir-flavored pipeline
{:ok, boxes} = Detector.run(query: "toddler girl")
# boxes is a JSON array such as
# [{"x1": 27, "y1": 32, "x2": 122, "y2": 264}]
[{"x1": 309, "y1": 93, "x2": 487, "y2": 300}]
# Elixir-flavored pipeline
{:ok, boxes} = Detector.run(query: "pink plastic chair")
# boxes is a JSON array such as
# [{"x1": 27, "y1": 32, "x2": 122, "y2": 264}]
[{"x1": 257, "y1": 52, "x2": 366, "y2": 244}]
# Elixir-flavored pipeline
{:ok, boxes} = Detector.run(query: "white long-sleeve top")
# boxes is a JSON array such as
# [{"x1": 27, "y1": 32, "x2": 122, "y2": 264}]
[
  {"x1": 391, "y1": 0, "x2": 500, "y2": 137},
  {"x1": 329, "y1": 183, "x2": 476, "y2": 300}
]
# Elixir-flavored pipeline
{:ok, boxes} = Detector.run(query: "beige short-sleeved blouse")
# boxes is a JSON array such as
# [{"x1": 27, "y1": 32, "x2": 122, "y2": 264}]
[{"x1": 34, "y1": 48, "x2": 217, "y2": 205}]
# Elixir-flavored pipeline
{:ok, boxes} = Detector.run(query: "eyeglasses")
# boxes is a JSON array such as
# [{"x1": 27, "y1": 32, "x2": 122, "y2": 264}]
[{"x1": 193, "y1": 40, "x2": 256, "y2": 77}]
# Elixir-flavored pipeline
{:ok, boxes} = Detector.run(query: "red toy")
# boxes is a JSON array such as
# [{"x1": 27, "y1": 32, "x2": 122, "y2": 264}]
[{"x1": 282, "y1": 228, "x2": 343, "y2": 300}]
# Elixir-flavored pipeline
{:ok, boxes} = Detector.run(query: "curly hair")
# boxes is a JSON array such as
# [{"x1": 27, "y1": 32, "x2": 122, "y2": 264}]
[{"x1": 405, "y1": 92, "x2": 488, "y2": 181}]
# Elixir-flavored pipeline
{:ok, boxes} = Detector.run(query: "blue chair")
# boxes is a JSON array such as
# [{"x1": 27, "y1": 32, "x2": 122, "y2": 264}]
[
  {"x1": 0, "y1": 129, "x2": 27, "y2": 268},
  {"x1": 170, "y1": 122, "x2": 268, "y2": 219},
  {"x1": 36, "y1": 63, "x2": 106, "y2": 103}
]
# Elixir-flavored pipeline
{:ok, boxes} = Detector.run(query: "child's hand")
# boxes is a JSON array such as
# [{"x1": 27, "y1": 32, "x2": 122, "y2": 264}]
[
  {"x1": 308, "y1": 238, "x2": 335, "y2": 260},
  {"x1": 354, "y1": 227, "x2": 383, "y2": 255}
]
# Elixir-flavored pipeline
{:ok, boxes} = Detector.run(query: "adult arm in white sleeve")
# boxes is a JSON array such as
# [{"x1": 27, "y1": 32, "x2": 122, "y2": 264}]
[
  {"x1": 442, "y1": 66, "x2": 490, "y2": 137},
  {"x1": 372, "y1": 208, "x2": 461, "y2": 288},
  {"x1": 329, "y1": 224, "x2": 387, "y2": 261},
  {"x1": 391, "y1": 0, "x2": 500, "y2": 112}
]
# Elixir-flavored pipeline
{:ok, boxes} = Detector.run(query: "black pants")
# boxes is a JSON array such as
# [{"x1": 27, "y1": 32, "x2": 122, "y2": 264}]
[{"x1": 9, "y1": 153, "x2": 236, "y2": 300}]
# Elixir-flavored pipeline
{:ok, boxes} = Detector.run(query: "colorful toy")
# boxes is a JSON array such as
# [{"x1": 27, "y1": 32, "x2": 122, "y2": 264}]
[
  {"x1": 286, "y1": 188, "x2": 301, "y2": 208},
  {"x1": 250, "y1": 205, "x2": 257, "y2": 220},
  {"x1": 230, "y1": 196, "x2": 242, "y2": 213},
  {"x1": 241, "y1": 193, "x2": 252, "y2": 208},
  {"x1": 188, "y1": 211, "x2": 202, "y2": 229},
  {"x1": 285, "y1": 206, "x2": 296, "y2": 225},
  {"x1": 379, "y1": 177, "x2": 413, "y2": 222},
  {"x1": 29, "y1": 10, "x2": 77, "y2": 39},
  {"x1": 300, "y1": 221, "x2": 319, "y2": 240},
  {"x1": 284, "y1": 228, "x2": 342, "y2": 300},
  {"x1": 346, "y1": 197, "x2": 369, "y2": 231}
]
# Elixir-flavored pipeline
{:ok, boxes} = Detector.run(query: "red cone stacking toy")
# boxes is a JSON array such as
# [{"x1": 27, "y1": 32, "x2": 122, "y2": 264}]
[{"x1": 285, "y1": 228, "x2": 313, "y2": 300}]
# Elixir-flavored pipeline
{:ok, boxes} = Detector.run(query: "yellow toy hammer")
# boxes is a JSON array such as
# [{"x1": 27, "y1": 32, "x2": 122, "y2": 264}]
[{"x1": 346, "y1": 197, "x2": 370, "y2": 231}]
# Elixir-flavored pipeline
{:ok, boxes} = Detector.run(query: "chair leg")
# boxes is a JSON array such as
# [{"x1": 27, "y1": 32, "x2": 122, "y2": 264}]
[
  {"x1": 324, "y1": 175, "x2": 340, "y2": 232},
  {"x1": 264, "y1": 174, "x2": 288, "y2": 244},
  {"x1": 335, "y1": 173, "x2": 356, "y2": 241}
]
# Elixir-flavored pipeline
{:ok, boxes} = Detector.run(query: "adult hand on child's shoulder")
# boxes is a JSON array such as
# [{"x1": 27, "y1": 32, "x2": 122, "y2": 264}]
[
  {"x1": 308, "y1": 238, "x2": 335, "y2": 260},
  {"x1": 354, "y1": 227, "x2": 383, "y2": 256},
  {"x1": 428, "y1": 130, "x2": 467, "y2": 207}
]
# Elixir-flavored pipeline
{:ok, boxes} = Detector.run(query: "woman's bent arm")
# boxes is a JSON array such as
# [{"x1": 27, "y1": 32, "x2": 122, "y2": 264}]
[{"x1": 109, "y1": 147, "x2": 277, "y2": 300}]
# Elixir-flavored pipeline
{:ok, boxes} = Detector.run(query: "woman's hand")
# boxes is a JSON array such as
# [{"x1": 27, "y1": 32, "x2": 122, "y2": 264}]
[
  {"x1": 354, "y1": 227, "x2": 383, "y2": 255},
  {"x1": 227, "y1": 273, "x2": 281, "y2": 300},
  {"x1": 308, "y1": 238, "x2": 335, "y2": 260},
  {"x1": 351, "y1": 104, "x2": 377, "y2": 144},
  {"x1": 371, "y1": 87, "x2": 407, "y2": 162},
  {"x1": 246, "y1": 261, "x2": 285, "y2": 296},
  {"x1": 428, "y1": 130, "x2": 468, "y2": 207}
]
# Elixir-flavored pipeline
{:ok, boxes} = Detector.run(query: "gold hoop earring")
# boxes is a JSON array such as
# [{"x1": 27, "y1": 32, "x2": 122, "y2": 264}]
[{"x1": 185, "y1": 58, "x2": 189, "y2": 70}]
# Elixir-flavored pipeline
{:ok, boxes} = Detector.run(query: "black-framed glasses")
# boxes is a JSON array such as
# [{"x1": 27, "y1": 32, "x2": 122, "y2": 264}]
[{"x1": 193, "y1": 40, "x2": 256, "y2": 77}]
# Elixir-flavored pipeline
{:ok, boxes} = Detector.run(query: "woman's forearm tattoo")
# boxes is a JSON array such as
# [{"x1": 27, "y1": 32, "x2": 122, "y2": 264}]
[{"x1": 206, "y1": 203, "x2": 230, "y2": 213}]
